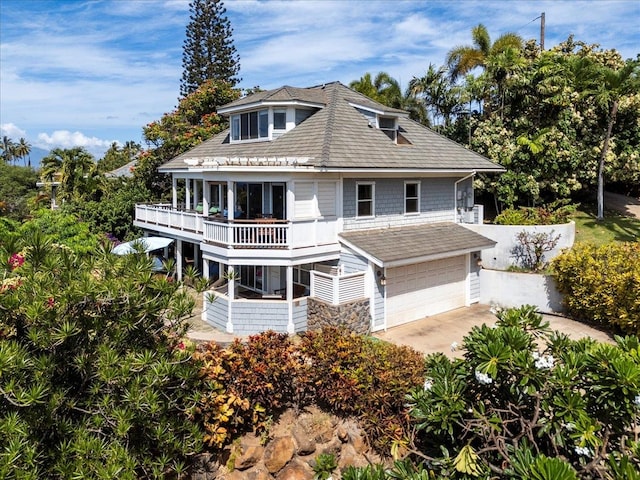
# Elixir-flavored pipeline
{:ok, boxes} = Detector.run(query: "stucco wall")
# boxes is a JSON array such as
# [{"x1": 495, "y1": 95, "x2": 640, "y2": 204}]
[
  {"x1": 479, "y1": 269, "x2": 564, "y2": 313},
  {"x1": 463, "y1": 222, "x2": 575, "y2": 270}
]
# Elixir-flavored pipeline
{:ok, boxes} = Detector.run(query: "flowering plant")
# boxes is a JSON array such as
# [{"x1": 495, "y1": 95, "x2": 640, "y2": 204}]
[{"x1": 407, "y1": 305, "x2": 640, "y2": 478}]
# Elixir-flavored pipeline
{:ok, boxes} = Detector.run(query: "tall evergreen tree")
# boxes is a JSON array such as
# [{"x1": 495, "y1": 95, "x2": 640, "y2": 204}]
[{"x1": 180, "y1": 0, "x2": 240, "y2": 97}]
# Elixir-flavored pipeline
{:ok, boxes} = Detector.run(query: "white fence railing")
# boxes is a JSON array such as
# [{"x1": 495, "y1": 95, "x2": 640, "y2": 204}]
[
  {"x1": 136, "y1": 204, "x2": 339, "y2": 249},
  {"x1": 310, "y1": 270, "x2": 366, "y2": 306},
  {"x1": 135, "y1": 204, "x2": 203, "y2": 233}
]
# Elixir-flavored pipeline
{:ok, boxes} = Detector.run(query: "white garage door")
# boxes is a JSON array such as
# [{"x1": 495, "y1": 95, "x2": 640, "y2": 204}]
[{"x1": 386, "y1": 255, "x2": 466, "y2": 328}]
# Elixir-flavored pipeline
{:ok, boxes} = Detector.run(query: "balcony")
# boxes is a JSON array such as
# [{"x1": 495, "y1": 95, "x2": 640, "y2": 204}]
[{"x1": 135, "y1": 204, "x2": 339, "y2": 250}]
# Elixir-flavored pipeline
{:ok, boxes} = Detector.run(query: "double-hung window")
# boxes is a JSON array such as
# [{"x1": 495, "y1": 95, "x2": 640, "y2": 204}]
[
  {"x1": 356, "y1": 182, "x2": 375, "y2": 218},
  {"x1": 405, "y1": 181, "x2": 420, "y2": 214},
  {"x1": 231, "y1": 109, "x2": 269, "y2": 141}
]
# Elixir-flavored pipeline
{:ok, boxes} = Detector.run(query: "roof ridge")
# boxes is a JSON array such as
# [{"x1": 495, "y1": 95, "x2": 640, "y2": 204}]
[{"x1": 320, "y1": 83, "x2": 339, "y2": 167}]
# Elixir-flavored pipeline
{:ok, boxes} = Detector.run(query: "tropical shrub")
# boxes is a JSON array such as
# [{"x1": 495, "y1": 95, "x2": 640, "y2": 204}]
[
  {"x1": 494, "y1": 202, "x2": 576, "y2": 225},
  {"x1": 194, "y1": 327, "x2": 425, "y2": 453},
  {"x1": 0, "y1": 230, "x2": 202, "y2": 478},
  {"x1": 552, "y1": 242, "x2": 640, "y2": 334},
  {"x1": 398, "y1": 305, "x2": 640, "y2": 479}
]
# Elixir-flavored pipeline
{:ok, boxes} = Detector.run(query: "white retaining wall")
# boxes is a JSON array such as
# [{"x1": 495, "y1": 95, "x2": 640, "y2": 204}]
[
  {"x1": 479, "y1": 269, "x2": 565, "y2": 313},
  {"x1": 463, "y1": 222, "x2": 575, "y2": 270}
]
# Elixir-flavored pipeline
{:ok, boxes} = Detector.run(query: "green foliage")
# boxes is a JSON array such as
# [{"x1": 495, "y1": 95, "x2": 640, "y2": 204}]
[
  {"x1": 0, "y1": 230, "x2": 202, "y2": 478},
  {"x1": 67, "y1": 179, "x2": 149, "y2": 241},
  {"x1": 180, "y1": 0, "x2": 240, "y2": 97},
  {"x1": 138, "y1": 79, "x2": 239, "y2": 196},
  {"x1": 40, "y1": 147, "x2": 103, "y2": 203},
  {"x1": 299, "y1": 328, "x2": 426, "y2": 452},
  {"x1": 494, "y1": 202, "x2": 576, "y2": 225},
  {"x1": 0, "y1": 164, "x2": 38, "y2": 220},
  {"x1": 313, "y1": 452, "x2": 338, "y2": 480},
  {"x1": 552, "y1": 242, "x2": 640, "y2": 334},
  {"x1": 97, "y1": 141, "x2": 141, "y2": 173},
  {"x1": 402, "y1": 305, "x2": 640, "y2": 479},
  {"x1": 194, "y1": 328, "x2": 425, "y2": 454}
]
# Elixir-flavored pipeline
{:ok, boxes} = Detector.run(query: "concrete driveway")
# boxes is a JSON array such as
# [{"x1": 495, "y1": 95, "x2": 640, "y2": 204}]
[{"x1": 372, "y1": 303, "x2": 615, "y2": 359}]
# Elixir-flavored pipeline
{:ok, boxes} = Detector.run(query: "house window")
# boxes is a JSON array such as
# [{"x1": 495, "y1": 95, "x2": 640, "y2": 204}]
[
  {"x1": 295, "y1": 109, "x2": 313, "y2": 125},
  {"x1": 405, "y1": 181, "x2": 420, "y2": 214},
  {"x1": 274, "y1": 109, "x2": 286, "y2": 130},
  {"x1": 231, "y1": 109, "x2": 269, "y2": 141},
  {"x1": 239, "y1": 265, "x2": 263, "y2": 292},
  {"x1": 379, "y1": 116, "x2": 397, "y2": 142},
  {"x1": 356, "y1": 182, "x2": 374, "y2": 218}
]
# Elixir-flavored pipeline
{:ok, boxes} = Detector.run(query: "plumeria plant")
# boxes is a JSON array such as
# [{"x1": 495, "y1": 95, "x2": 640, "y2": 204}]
[{"x1": 405, "y1": 305, "x2": 640, "y2": 479}]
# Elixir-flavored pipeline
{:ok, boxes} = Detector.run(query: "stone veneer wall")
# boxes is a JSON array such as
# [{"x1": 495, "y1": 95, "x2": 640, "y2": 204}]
[{"x1": 307, "y1": 297, "x2": 371, "y2": 335}]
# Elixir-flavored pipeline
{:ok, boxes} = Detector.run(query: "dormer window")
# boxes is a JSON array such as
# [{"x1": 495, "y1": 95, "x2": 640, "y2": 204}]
[
  {"x1": 231, "y1": 109, "x2": 268, "y2": 141},
  {"x1": 379, "y1": 116, "x2": 397, "y2": 142}
]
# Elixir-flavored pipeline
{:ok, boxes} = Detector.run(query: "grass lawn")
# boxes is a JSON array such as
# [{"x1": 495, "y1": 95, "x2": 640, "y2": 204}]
[{"x1": 572, "y1": 206, "x2": 640, "y2": 245}]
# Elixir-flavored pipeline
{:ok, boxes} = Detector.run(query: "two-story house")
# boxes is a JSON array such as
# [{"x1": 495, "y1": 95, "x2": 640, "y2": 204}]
[{"x1": 134, "y1": 81, "x2": 503, "y2": 335}]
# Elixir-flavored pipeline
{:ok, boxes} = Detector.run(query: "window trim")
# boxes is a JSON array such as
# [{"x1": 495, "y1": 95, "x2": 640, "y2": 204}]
[
  {"x1": 230, "y1": 108, "x2": 269, "y2": 142},
  {"x1": 356, "y1": 181, "x2": 375, "y2": 219},
  {"x1": 404, "y1": 181, "x2": 420, "y2": 215}
]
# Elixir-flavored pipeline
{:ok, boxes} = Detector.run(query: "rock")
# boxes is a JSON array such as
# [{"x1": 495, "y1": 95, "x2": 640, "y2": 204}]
[
  {"x1": 292, "y1": 425, "x2": 316, "y2": 455},
  {"x1": 246, "y1": 468, "x2": 272, "y2": 480},
  {"x1": 339, "y1": 443, "x2": 369, "y2": 469},
  {"x1": 234, "y1": 437, "x2": 265, "y2": 471},
  {"x1": 275, "y1": 459, "x2": 314, "y2": 480},
  {"x1": 336, "y1": 425, "x2": 348, "y2": 442},
  {"x1": 349, "y1": 430, "x2": 367, "y2": 454},
  {"x1": 264, "y1": 436, "x2": 295, "y2": 473}
]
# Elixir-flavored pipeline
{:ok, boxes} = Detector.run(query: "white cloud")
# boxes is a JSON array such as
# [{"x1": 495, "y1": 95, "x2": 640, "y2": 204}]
[
  {"x1": 0, "y1": 123, "x2": 27, "y2": 139},
  {"x1": 36, "y1": 130, "x2": 118, "y2": 156}
]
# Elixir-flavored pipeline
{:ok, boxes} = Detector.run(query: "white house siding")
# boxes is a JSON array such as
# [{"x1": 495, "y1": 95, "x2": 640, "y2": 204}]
[
  {"x1": 342, "y1": 178, "x2": 456, "y2": 231},
  {"x1": 205, "y1": 295, "x2": 229, "y2": 331},
  {"x1": 292, "y1": 298, "x2": 308, "y2": 332},
  {"x1": 230, "y1": 300, "x2": 289, "y2": 335},
  {"x1": 339, "y1": 249, "x2": 368, "y2": 273},
  {"x1": 469, "y1": 252, "x2": 481, "y2": 303},
  {"x1": 372, "y1": 280, "x2": 385, "y2": 331}
]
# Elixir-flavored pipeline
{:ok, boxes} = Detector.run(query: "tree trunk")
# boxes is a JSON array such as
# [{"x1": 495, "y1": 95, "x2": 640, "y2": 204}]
[{"x1": 597, "y1": 100, "x2": 618, "y2": 221}]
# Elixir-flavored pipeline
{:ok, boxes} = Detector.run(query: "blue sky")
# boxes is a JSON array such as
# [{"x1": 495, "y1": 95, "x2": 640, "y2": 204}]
[{"x1": 1, "y1": 0, "x2": 638, "y2": 159}]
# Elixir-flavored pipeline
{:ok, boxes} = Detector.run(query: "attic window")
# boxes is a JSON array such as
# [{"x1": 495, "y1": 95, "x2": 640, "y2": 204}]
[
  {"x1": 231, "y1": 109, "x2": 268, "y2": 141},
  {"x1": 379, "y1": 116, "x2": 397, "y2": 142},
  {"x1": 295, "y1": 109, "x2": 313, "y2": 125}
]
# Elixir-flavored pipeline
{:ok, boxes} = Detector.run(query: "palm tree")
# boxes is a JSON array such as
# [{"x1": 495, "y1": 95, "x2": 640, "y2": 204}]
[
  {"x1": 350, "y1": 72, "x2": 429, "y2": 126},
  {"x1": 14, "y1": 138, "x2": 32, "y2": 167},
  {"x1": 41, "y1": 147, "x2": 98, "y2": 202},
  {"x1": 0, "y1": 136, "x2": 17, "y2": 164},
  {"x1": 578, "y1": 58, "x2": 640, "y2": 220},
  {"x1": 446, "y1": 24, "x2": 523, "y2": 81},
  {"x1": 409, "y1": 64, "x2": 463, "y2": 128}
]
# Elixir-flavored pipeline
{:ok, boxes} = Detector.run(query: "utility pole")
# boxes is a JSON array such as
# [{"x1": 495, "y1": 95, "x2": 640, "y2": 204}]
[{"x1": 540, "y1": 12, "x2": 545, "y2": 50}]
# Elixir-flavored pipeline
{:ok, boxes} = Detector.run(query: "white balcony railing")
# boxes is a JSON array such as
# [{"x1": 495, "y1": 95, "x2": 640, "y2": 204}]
[
  {"x1": 135, "y1": 204, "x2": 339, "y2": 249},
  {"x1": 203, "y1": 219, "x2": 290, "y2": 248},
  {"x1": 135, "y1": 204, "x2": 203, "y2": 233}
]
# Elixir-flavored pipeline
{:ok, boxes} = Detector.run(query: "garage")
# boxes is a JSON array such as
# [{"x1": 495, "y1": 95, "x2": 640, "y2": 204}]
[{"x1": 386, "y1": 255, "x2": 467, "y2": 328}]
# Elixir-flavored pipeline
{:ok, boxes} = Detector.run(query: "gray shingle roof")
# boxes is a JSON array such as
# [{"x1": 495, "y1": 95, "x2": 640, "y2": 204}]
[
  {"x1": 160, "y1": 81, "x2": 503, "y2": 172},
  {"x1": 339, "y1": 223, "x2": 497, "y2": 267}
]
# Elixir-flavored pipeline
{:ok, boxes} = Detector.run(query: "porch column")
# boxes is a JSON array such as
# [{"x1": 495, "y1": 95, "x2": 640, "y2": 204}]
[
  {"x1": 175, "y1": 239, "x2": 183, "y2": 281},
  {"x1": 202, "y1": 258, "x2": 210, "y2": 280},
  {"x1": 226, "y1": 265, "x2": 235, "y2": 333},
  {"x1": 172, "y1": 177, "x2": 177, "y2": 208},
  {"x1": 203, "y1": 180, "x2": 210, "y2": 215},
  {"x1": 194, "y1": 244, "x2": 200, "y2": 273},
  {"x1": 185, "y1": 179, "x2": 192, "y2": 210},
  {"x1": 227, "y1": 181, "x2": 234, "y2": 220},
  {"x1": 194, "y1": 180, "x2": 200, "y2": 209},
  {"x1": 286, "y1": 182, "x2": 295, "y2": 221},
  {"x1": 286, "y1": 265, "x2": 295, "y2": 334}
]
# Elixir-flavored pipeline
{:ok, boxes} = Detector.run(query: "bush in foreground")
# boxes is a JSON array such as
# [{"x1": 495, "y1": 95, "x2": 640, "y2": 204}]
[
  {"x1": 552, "y1": 242, "x2": 640, "y2": 334},
  {"x1": 0, "y1": 231, "x2": 202, "y2": 478},
  {"x1": 195, "y1": 327, "x2": 425, "y2": 453},
  {"x1": 377, "y1": 305, "x2": 640, "y2": 479}
]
